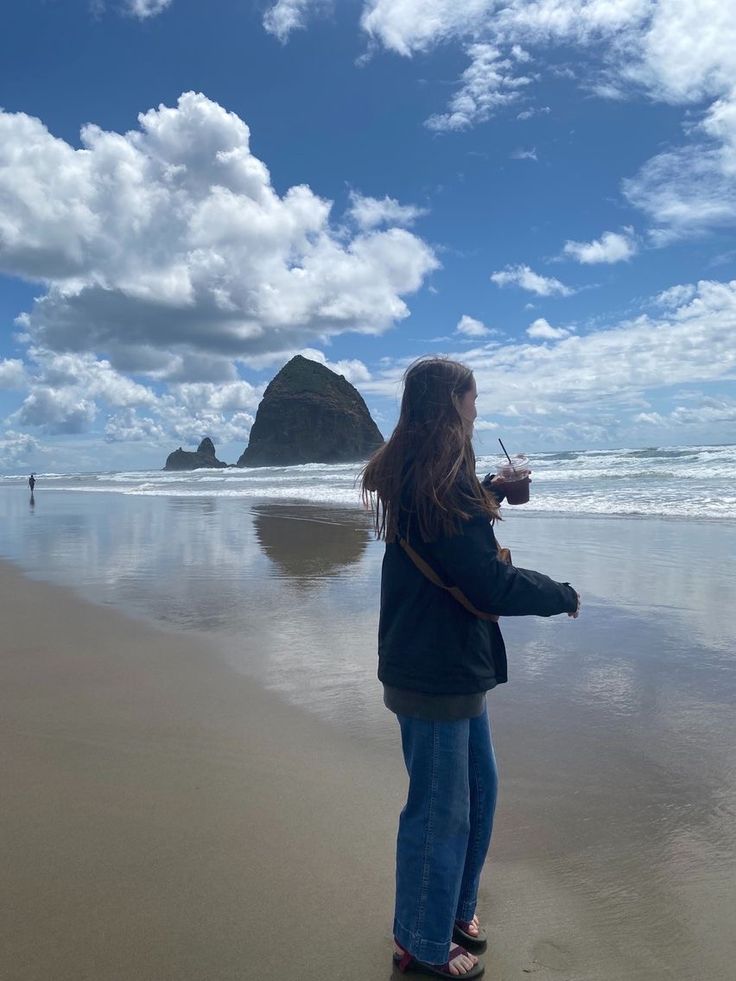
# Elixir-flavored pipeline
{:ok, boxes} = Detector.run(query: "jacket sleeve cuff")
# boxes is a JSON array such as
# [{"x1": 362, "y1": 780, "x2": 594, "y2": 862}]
[
  {"x1": 482, "y1": 473, "x2": 506, "y2": 504},
  {"x1": 562, "y1": 583, "x2": 578, "y2": 613}
]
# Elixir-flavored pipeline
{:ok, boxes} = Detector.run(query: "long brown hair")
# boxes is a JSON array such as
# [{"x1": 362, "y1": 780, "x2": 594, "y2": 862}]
[{"x1": 361, "y1": 356, "x2": 499, "y2": 541}]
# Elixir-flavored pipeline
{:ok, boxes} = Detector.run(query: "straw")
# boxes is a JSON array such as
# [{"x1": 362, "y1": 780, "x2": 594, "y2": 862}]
[{"x1": 498, "y1": 438, "x2": 517, "y2": 473}]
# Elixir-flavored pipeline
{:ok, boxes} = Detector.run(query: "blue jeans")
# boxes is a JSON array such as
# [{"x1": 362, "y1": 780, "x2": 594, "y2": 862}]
[{"x1": 393, "y1": 705, "x2": 498, "y2": 965}]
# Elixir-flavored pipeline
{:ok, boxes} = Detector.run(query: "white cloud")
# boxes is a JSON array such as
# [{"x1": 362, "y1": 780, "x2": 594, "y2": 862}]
[
  {"x1": 168, "y1": 379, "x2": 261, "y2": 413},
  {"x1": 516, "y1": 105, "x2": 551, "y2": 120},
  {"x1": 655, "y1": 283, "x2": 696, "y2": 308},
  {"x1": 104, "y1": 409, "x2": 166, "y2": 443},
  {"x1": 263, "y1": 0, "x2": 329, "y2": 41},
  {"x1": 157, "y1": 404, "x2": 255, "y2": 448},
  {"x1": 295, "y1": 348, "x2": 373, "y2": 384},
  {"x1": 0, "y1": 430, "x2": 40, "y2": 466},
  {"x1": 136, "y1": 376, "x2": 262, "y2": 448},
  {"x1": 425, "y1": 43, "x2": 532, "y2": 131},
  {"x1": 360, "y1": 0, "x2": 494, "y2": 56},
  {"x1": 486, "y1": 1, "x2": 654, "y2": 50},
  {"x1": 110, "y1": 5, "x2": 736, "y2": 245},
  {"x1": 234, "y1": 346, "x2": 373, "y2": 385},
  {"x1": 491, "y1": 264, "x2": 573, "y2": 296},
  {"x1": 562, "y1": 229, "x2": 637, "y2": 264},
  {"x1": 351, "y1": 2, "x2": 736, "y2": 237},
  {"x1": 623, "y1": 142, "x2": 736, "y2": 242},
  {"x1": 626, "y1": 1, "x2": 736, "y2": 105},
  {"x1": 358, "y1": 0, "x2": 732, "y2": 99},
  {"x1": 526, "y1": 317, "x2": 570, "y2": 340},
  {"x1": 481, "y1": 279, "x2": 736, "y2": 412},
  {"x1": 0, "y1": 359, "x2": 27, "y2": 389},
  {"x1": 590, "y1": 82, "x2": 628, "y2": 101},
  {"x1": 223, "y1": 412, "x2": 258, "y2": 442},
  {"x1": 671, "y1": 397, "x2": 736, "y2": 425},
  {"x1": 126, "y1": 0, "x2": 172, "y2": 19},
  {"x1": 0, "y1": 93, "x2": 438, "y2": 376},
  {"x1": 286, "y1": 1, "x2": 736, "y2": 130},
  {"x1": 634, "y1": 411, "x2": 666, "y2": 425},
  {"x1": 510, "y1": 146, "x2": 537, "y2": 160},
  {"x1": 455, "y1": 315, "x2": 492, "y2": 337},
  {"x1": 13, "y1": 388, "x2": 98, "y2": 435},
  {"x1": 2, "y1": 348, "x2": 250, "y2": 448},
  {"x1": 101, "y1": 396, "x2": 257, "y2": 450},
  {"x1": 635, "y1": 397, "x2": 736, "y2": 428},
  {"x1": 27, "y1": 350, "x2": 158, "y2": 407},
  {"x1": 347, "y1": 191, "x2": 427, "y2": 230},
  {"x1": 363, "y1": 279, "x2": 736, "y2": 428},
  {"x1": 2, "y1": 346, "x2": 268, "y2": 458},
  {"x1": 701, "y1": 94, "x2": 736, "y2": 175},
  {"x1": 144, "y1": 352, "x2": 239, "y2": 384}
]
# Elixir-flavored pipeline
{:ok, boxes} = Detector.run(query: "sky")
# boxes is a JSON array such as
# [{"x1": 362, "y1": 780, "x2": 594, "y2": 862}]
[{"x1": 1, "y1": 0, "x2": 735, "y2": 473}]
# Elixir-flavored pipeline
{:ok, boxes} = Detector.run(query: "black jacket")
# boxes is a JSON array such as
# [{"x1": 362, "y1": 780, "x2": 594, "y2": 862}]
[{"x1": 377, "y1": 495, "x2": 577, "y2": 696}]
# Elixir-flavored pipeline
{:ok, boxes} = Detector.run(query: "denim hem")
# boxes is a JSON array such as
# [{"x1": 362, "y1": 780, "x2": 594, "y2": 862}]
[
  {"x1": 456, "y1": 901, "x2": 477, "y2": 923},
  {"x1": 394, "y1": 915, "x2": 451, "y2": 965}
]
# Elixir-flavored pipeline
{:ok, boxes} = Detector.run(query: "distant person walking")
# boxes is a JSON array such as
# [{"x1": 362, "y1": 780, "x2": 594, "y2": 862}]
[
  {"x1": 361, "y1": 357, "x2": 580, "y2": 978},
  {"x1": 28, "y1": 474, "x2": 36, "y2": 493}
]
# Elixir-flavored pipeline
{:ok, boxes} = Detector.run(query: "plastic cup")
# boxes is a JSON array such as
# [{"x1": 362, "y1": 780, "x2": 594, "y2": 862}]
[
  {"x1": 502, "y1": 474, "x2": 530, "y2": 504},
  {"x1": 498, "y1": 455, "x2": 531, "y2": 505}
]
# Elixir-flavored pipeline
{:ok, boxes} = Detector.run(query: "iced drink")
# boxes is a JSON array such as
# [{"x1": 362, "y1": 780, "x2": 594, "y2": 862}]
[{"x1": 498, "y1": 454, "x2": 530, "y2": 505}]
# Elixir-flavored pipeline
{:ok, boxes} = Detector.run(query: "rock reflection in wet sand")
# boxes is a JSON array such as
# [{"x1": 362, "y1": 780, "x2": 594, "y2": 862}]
[{"x1": 252, "y1": 503, "x2": 371, "y2": 584}]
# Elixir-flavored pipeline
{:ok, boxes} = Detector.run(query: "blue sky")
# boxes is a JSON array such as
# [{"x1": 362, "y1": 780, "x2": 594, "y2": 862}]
[{"x1": 1, "y1": 0, "x2": 735, "y2": 472}]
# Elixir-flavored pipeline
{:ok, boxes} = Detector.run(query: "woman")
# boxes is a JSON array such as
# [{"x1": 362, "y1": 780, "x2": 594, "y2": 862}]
[{"x1": 361, "y1": 357, "x2": 579, "y2": 979}]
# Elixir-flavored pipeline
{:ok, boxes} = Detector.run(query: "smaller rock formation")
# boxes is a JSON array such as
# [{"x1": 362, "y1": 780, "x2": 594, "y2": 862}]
[
  {"x1": 163, "y1": 437, "x2": 228, "y2": 471},
  {"x1": 237, "y1": 355, "x2": 384, "y2": 467}
]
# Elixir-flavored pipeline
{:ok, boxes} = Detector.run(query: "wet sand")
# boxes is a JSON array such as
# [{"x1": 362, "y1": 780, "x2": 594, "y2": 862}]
[{"x1": 2, "y1": 500, "x2": 736, "y2": 980}]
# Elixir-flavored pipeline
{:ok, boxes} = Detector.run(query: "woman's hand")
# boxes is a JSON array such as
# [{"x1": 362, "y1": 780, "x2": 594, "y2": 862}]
[
  {"x1": 486, "y1": 471, "x2": 532, "y2": 491},
  {"x1": 568, "y1": 591, "x2": 581, "y2": 618}
]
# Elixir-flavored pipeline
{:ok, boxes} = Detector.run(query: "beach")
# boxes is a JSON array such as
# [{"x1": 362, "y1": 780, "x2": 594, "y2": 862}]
[
  {"x1": 2, "y1": 482, "x2": 736, "y2": 980},
  {"x1": 0, "y1": 556, "x2": 405, "y2": 981}
]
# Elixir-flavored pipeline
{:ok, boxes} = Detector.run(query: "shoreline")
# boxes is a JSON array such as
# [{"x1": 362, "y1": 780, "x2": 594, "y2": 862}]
[
  {"x1": 8, "y1": 485, "x2": 736, "y2": 524},
  {"x1": 3, "y1": 438, "x2": 735, "y2": 524}
]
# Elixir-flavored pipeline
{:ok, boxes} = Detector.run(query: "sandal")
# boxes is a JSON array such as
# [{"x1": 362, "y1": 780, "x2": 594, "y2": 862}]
[
  {"x1": 393, "y1": 939, "x2": 485, "y2": 978},
  {"x1": 453, "y1": 918, "x2": 487, "y2": 951}
]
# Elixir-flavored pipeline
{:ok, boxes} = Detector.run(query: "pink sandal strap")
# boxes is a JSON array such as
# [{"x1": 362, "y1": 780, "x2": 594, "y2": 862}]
[
  {"x1": 394, "y1": 940, "x2": 471, "y2": 976},
  {"x1": 397, "y1": 949, "x2": 413, "y2": 972},
  {"x1": 448, "y1": 944, "x2": 470, "y2": 963}
]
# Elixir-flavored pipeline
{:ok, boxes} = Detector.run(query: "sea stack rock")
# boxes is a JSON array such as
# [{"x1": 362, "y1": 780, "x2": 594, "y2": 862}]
[
  {"x1": 237, "y1": 355, "x2": 383, "y2": 467},
  {"x1": 164, "y1": 437, "x2": 228, "y2": 470}
]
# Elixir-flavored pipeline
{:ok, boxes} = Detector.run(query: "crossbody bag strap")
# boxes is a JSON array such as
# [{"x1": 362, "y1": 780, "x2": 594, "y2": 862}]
[{"x1": 397, "y1": 536, "x2": 501, "y2": 623}]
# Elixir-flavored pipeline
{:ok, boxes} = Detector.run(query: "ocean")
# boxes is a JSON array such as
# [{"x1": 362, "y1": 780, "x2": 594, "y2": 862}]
[{"x1": 3, "y1": 442, "x2": 735, "y2": 519}]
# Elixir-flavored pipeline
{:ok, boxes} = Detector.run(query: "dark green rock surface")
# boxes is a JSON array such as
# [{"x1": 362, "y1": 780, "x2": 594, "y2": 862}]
[
  {"x1": 238, "y1": 356, "x2": 383, "y2": 467},
  {"x1": 164, "y1": 437, "x2": 228, "y2": 471}
]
